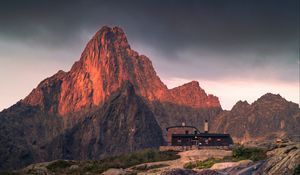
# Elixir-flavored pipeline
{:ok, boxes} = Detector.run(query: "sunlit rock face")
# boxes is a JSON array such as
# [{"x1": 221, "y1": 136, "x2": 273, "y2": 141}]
[
  {"x1": 167, "y1": 81, "x2": 220, "y2": 108},
  {"x1": 23, "y1": 26, "x2": 220, "y2": 116}
]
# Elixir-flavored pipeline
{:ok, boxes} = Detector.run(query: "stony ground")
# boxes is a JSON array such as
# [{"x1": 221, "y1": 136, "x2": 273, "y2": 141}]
[
  {"x1": 124, "y1": 144, "x2": 300, "y2": 175},
  {"x1": 126, "y1": 149, "x2": 232, "y2": 175},
  {"x1": 10, "y1": 143, "x2": 300, "y2": 175}
]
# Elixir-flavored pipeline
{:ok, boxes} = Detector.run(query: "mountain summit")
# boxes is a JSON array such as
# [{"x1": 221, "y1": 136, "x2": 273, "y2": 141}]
[{"x1": 22, "y1": 26, "x2": 220, "y2": 116}]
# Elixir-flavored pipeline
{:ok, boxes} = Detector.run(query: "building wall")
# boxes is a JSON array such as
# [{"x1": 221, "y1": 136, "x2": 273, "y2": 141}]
[
  {"x1": 166, "y1": 127, "x2": 198, "y2": 145},
  {"x1": 171, "y1": 135, "x2": 233, "y2": 146}
]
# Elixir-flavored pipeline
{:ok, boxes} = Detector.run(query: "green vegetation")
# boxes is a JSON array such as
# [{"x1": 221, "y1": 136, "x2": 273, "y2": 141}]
[
  {"x1": 46, "y1": 160, "x2": 73, "y2": 172},
  {"x1": 40, "y1": 149, "x2": 179, "y2": 174},
  {"x1": 232, "y1": 146, "x2": 267, "y2": 161},
  {"x1": 81, "y1": 149, "x2": 178, "y2": 173},
  {"x1": 294, "y1": 164, "x2": 300, "y2": 175},
  {"x1": 184, "y1": 158, "x2": 222, "y2": 169},
  {"x1": 184, "y1": 146, "x2": 267, "y2": 170}
]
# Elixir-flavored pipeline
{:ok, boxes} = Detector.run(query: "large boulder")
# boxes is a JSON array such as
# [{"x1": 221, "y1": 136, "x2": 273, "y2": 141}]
[{"x1": 258, "y1": 144, "x2": 300, "y2": 175}]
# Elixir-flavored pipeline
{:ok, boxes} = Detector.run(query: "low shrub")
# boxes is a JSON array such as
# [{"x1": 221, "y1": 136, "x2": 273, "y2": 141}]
[
  {"x1": 232, "y1": 146, "x2": 267, "y2": 161},
  {"x1": 80, "y1": 149, "x2": 179, "y2": 174},
  {"x1": 46, "y1": 160, "x2": 72, "y2": 172},
  {"x1": 294, "y1": 164, "x2": 300, "y2": 175}
]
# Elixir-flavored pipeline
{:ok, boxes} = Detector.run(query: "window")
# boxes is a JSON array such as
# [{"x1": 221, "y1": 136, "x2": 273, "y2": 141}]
[{"x1": 185, "y1": 130, "x2": 189, "y2": 134}]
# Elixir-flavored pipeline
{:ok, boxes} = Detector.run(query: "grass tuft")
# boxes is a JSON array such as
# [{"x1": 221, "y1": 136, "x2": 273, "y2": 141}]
[
  {"x1": 184, "y1": 158, "x2": 222, "y2": 169},
  {"x1": 45, "y1": 149, "x2": 180, "y2": 174}
]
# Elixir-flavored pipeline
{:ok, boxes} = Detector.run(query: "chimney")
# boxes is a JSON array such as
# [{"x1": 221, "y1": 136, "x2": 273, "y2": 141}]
[{"x1": 204, "y1": 120, "x2": 209, "y2": 133}]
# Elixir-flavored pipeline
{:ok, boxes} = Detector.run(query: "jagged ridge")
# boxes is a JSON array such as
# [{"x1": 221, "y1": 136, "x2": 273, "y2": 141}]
[{"x1": 212, "y1": 93, "x2": 300, "y2": 143}]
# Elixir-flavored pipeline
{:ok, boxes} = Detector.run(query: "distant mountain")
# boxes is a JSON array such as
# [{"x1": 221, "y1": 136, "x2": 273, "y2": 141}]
[
  {"x1": 0, "y1": 26, "x2": 221, "y2": 170},
  {"x1": 212, "y1": 93, "x2": 300, "y2": 143}
]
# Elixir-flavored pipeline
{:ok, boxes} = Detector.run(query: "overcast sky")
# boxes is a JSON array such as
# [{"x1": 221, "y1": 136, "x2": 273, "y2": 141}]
[{"x1": 0, "y1": 0, "x2": 299, "y2": 110}]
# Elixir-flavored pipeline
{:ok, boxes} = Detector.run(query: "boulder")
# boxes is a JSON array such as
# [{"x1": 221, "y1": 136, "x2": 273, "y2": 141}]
[{"x1": 102, "y1": 168, "x2": 126, "y2": 175}]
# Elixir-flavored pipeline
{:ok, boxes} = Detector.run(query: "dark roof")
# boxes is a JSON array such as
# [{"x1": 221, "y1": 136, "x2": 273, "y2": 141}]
[
  {"x1": 172, "y1": 133, "x2": 231, "y2": 138},
  {"x1": 166, "y1": 125, "x2": 200, "y2": 132}
]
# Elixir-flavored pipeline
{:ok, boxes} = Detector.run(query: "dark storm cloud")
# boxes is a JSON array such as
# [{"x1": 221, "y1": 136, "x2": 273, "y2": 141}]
[{"x1": 0, "y1": 0, "x2": 298, "y2": 81}]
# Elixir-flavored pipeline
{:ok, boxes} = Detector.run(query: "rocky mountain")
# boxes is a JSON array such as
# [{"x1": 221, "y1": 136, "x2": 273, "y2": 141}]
[
  {"x1": 212, "y1": 93, "x2": 300, "y2": 143},
  {"x1": 22, "y1": 26, "x2": 168, "y2": 116},
  {"x1": 22, "y1": 26, "x2": 220, "y2": 118},
  {"x1": 0, "y1": 26, "x2": 221, "y2": 170},
  {"x1": 0, "y1": 26, "x2": 299, "y2": 171}
]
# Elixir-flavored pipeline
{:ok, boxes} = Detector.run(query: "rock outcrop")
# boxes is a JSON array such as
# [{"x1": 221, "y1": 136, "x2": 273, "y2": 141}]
[{"x1": 258, "y1": 144, "x2": 300, "y2": 175}]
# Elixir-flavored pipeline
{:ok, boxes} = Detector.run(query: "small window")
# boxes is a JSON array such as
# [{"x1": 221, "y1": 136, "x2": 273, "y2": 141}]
[{"x1": 185, "y1": 130, "x2": 189, "y2": 134}]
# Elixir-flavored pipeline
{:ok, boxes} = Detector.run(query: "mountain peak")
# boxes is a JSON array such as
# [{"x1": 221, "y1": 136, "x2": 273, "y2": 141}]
[
  {"x1": 258, "y1": 93, "x2": 283, "y2": 101},
  {"x1": 23, "y1": 26, "x2": 168, "y2": 115},
  {"x1": 91, "y1": 26, "x2": 130, "y2": 49},
  {"x1": 231, "y1": 100, "x2": 250, "y2": 111},
  {"x1": 79, "y1": 26, "x2": 131, "y2": 65},
  {"x1": 168, "y1": 80, "x2": 221, "y2": 108},
  {"x1": 22, "y1": 26, "x2": 221, "y2": 115},
  {"x1": 184, "y1": 80, "x2": 200, "y2": 87}
]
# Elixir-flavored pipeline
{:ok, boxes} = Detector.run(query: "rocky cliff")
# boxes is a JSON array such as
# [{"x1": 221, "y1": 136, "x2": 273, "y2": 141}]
[
  {"x1": 61, "y1": 82, "x2": 164, "y2": 160},
  {"x1": 0, "y1": 103, "x2": 64, "y2": 170}
]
